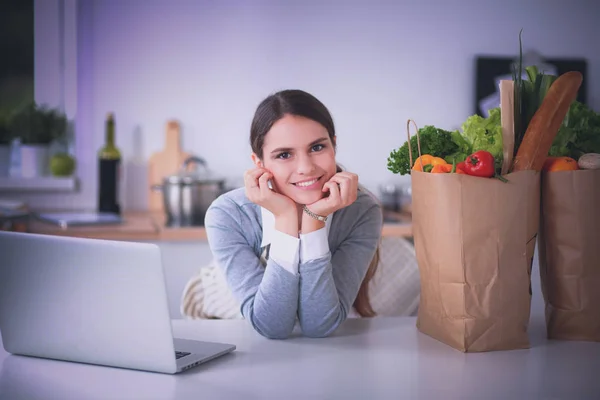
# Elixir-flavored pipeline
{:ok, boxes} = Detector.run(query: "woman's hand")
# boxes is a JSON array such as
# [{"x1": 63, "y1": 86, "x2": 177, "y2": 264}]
[
  {"x1": 244, "y1": 167, "x2": 296, "y2": 219},
  {"x1": 305, "y1": 171, "x2": 359, "y2": 218}
]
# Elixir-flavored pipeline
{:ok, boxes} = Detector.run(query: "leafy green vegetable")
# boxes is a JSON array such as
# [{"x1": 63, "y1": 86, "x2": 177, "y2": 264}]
[
  {"x1": 387, "y1": 125, "x2": 460, "y2": 175},
  {"x1": 549, "y1": 100, "x2": 600, "y2": 159},
  {"x1": 444, "y1": 130, "x2": 472, "y2": 164},
  {"x1": 512, "y1": 30, "x2": 557, "y2": 157},
  {"x1": 461, "y1": 107, "x2": 504, "y2": 171},
  {"x1": 509, "y1": 34, "x2": 597, "y2": 162},
  {"x1": 387, "y1": 109, "x2": 505, "y2": 175},
  {"x1": 521, "y1": 65, "x2": 557, "y2": 139},
  {"x1": 513, "y1": 30, "x2": 524, "y2": 156}
]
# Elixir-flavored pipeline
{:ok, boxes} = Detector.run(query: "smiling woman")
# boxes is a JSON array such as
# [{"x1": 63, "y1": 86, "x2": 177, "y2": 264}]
[
  {"x1": 203, "y1": 89, "x2": 383, "y2": 339},
  {"x1": 251, "y1": 114, "x2": 338, "y2": 207}
]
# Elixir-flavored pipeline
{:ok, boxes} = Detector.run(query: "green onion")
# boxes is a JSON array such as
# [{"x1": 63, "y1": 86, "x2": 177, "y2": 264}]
[
  {"x1": 512, "y1": 30, "x2": 557, "y2": 157},
  {"x1": 512, "y1": 29, "x2": 524, "y2": 157}
]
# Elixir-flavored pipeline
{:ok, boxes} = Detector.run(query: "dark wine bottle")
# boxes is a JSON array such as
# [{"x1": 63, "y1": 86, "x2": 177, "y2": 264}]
[{"x1": 98, "y1": 113, "x2": 121, "y2": 214}]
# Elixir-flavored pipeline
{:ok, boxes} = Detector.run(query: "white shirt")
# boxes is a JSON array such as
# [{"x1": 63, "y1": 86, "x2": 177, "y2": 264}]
[{"x1": 260, "y1": 207, "x2": 332, "y2": 275}]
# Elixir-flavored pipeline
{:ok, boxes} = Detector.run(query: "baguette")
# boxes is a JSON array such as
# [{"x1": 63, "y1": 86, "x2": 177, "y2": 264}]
[{"x1": 511, "y1": 71, "x2": 583, "y2": 172}]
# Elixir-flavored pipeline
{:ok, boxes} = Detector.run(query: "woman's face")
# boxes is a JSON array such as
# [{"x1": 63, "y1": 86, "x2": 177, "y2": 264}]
[{"x1": 252, "y1": 114, "x2": 337, "y2": 205}]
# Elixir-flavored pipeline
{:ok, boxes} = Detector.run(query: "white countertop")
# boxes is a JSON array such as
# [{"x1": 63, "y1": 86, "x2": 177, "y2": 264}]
[{"x1": 1, "y1": 315, "x2": 599, "y2": 399}]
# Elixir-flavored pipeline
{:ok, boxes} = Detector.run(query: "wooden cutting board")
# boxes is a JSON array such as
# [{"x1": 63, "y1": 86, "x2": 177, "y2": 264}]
[{"x1": 147, "y1": 120, "x2": 192, "y2": 212}]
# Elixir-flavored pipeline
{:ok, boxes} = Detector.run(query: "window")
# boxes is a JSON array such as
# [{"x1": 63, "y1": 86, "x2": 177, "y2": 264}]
[
  {"x1": 0, "y1": 0, "x2": 80, "y2": 204},
  {"x1": 0, "y1": 0, "x2": 34, "y2": 112}
]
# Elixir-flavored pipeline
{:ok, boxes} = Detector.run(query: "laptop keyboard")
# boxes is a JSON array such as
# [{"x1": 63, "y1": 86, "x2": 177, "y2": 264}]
[{"x1": 175, "y1": 351, "x2": 191, "y2": 359}]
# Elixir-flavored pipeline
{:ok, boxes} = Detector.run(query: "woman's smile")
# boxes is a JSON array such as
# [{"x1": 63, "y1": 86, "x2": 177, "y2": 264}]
[{"x1": 292, "y1": 176, "x2": 323, "y2": 190}]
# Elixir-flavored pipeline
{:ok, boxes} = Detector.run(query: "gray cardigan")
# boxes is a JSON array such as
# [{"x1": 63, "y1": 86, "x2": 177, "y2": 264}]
[{"x1": 204, "y1": 187, "x2": 382, "y2": 339}]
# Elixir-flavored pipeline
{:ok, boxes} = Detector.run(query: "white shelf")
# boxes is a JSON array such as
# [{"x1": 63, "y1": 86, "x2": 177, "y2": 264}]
[{"x1": 0, "y1": 176, "x2": 78, "y2": 192}]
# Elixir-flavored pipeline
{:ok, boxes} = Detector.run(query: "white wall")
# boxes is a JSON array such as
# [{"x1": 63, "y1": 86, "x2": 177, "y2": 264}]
[{"x1": 22, "y1": 0, "x2": 600, "y2": 210}]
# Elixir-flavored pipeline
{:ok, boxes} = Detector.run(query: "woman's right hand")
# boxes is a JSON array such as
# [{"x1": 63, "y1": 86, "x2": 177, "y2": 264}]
[{"x1": 244, "y1": 168, "x2": 296, "y2": 219}]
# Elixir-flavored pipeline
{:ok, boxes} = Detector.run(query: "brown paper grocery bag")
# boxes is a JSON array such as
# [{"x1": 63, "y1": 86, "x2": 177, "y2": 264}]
[
  {"x1": 538, "y1": 169, "x2": 600, "y2": 342},
  {"x1": 406, "y1": 121, "x2": 540, "y2": 352}
]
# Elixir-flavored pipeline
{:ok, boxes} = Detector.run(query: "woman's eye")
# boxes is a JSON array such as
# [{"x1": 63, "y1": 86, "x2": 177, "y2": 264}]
[
  {"x1": 311, "y1": 144, "x2": 325, "y2": 152},
  {"x1": 276, "y1": 152, "x2": 291, "y2": 159}
]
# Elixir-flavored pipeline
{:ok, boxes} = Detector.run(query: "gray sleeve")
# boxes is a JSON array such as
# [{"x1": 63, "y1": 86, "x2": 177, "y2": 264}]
[
  {"x1": 297, "y1": 202, "x2": 383, "y2": 338},
  {"x1": 204, "y1": 200, "x2": 299, "y2": 339}
]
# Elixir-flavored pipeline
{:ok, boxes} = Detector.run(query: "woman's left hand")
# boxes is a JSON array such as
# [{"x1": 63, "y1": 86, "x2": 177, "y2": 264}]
[{"x1": 306, "y1": 172, "x2": 359, "y2": 217}]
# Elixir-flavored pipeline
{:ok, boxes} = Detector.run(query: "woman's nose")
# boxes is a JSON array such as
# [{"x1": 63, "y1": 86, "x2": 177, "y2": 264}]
[{"x1": 296, "y1": 154, "x2": 316, "y2": 174}]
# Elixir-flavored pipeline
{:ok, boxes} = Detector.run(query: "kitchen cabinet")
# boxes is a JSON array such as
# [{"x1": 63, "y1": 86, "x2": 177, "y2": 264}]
[
  {"x1": 27, "y1": 211, "x2": 412, "y2": 241},
  {"x1": 23, "y1": 208, "x2": 546, "y2": 322},
  {"x1": 24, "y1": 210, "x2": 412, "y2": 319},
  {"x1": 22, "y1": 212, "x2": 548, "y2": 322}
]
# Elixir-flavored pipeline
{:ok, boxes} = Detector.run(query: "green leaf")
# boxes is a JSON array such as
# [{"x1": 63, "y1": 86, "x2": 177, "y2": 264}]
[
  {"x1": 540, "y1": 74, "x2": 556, "y2": 93},
  {"x1": 462, "y1": 107, "x2": 503, "y2": 171},
  {"x1": 513, "y1": 29, "x2": 524, "y2": 157},
  {"x1": 387, "y1": 125, "x2": 461, "y2": 175},
  {"x1": 549, "y1": 100, "x2": 600, "y2": 158},
  {"x1": 525, "y1": 65, "x2": 539, "y2": 83},
  {"x1": 512, "y1": 30, "x2": 559, "y2": 159}
]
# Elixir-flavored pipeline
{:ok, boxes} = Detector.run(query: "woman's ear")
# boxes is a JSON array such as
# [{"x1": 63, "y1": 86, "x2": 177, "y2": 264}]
[{"x1": 251, "y1": 153, "x2": 263, "y2": 168}]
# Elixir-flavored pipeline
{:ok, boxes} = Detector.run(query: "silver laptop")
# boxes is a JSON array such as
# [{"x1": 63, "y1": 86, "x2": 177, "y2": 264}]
[{"x1": 0, "y1": 231, "x2": 235, "y2": 374}]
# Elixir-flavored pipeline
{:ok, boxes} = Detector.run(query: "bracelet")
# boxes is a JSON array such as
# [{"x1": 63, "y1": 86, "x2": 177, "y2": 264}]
[{"x1": 303, "y1": 205, "x2": 327, "y2": 222}]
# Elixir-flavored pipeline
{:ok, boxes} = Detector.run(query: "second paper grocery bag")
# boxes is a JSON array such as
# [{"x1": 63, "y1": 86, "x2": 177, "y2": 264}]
[{"x1": 539, "y1": 169, "x2": 600, "y2": 342}]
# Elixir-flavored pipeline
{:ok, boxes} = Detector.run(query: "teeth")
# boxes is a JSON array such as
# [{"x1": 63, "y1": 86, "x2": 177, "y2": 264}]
[{"x1": 296, "y1": 178, "x2": 318, "y2": 187}]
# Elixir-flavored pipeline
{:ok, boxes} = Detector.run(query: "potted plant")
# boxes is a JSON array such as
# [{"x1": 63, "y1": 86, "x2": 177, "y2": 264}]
[{"x1": 8, "y1": 102, "x2": 68, "y2": 177}]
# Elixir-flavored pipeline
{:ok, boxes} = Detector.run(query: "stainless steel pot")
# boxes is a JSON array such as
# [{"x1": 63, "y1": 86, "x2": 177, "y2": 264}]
[{"x1": 152, "y1": 156, "x2": 226, "y2": 227}]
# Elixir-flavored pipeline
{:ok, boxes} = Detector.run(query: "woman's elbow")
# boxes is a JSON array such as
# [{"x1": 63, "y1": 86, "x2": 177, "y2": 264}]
[
  {"x1": 242, "y1": 302, "x2": 296, "y2": 339},
  {"x1": 259, "y1": 330, "x2": 292, "y2": 340},
  {"x1": 301, "y1": 308, "x2": 345, "y2": 338},
  {"x1": 249, "y1": 317, "x2": 294, "y2": 340},
  {"x1": 301, "y1": 321, "x2": 340, "y2": 338},
  {"x1": 303, "y1": 329, "x2": 333, "y2": 338}
]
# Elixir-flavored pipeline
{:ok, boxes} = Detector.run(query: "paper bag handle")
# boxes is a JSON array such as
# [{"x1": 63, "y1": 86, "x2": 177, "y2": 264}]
[{"x1": 406, "y1": 119, "x2": 423, "y2": 171}]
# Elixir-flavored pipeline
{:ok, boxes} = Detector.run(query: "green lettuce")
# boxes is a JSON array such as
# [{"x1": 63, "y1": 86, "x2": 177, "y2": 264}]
[
  {"x1": 386, "y1": 108, "x2": 505, "y2": 175},
  {"x1": 461, "y1": 107, "x2": 503, "y2": 171},
  {"x1": 444, "y1": 130, "x2": 472, "y2": 164},
  {"x1": 549, "y1": 100, "x2": 600, "y2": 159}
]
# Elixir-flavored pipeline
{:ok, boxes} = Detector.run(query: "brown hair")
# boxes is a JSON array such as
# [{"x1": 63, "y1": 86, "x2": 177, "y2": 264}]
[{"x1": 250, "y1": 89, "x2": 379, "y2": 317}]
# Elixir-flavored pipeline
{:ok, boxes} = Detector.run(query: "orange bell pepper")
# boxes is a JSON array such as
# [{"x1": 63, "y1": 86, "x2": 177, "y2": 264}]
[
  {"x1": 412, "y1": 155, "x2": 447, "y2": 172},
  {"x1": 412, "y1": 155, "x2": 432, "y2": 171},
  {"x1": 431, "y1": 164, "x2": 453, "y2": 173}
]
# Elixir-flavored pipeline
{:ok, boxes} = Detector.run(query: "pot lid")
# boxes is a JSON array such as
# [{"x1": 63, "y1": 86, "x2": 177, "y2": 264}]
[{"x1": 165, "y1": 156, "x2": 225, "y2": 184}]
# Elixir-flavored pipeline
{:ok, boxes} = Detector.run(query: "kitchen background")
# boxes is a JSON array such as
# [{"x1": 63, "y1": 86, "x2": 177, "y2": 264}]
[
  {"x1": 0, "y1": 0, "x2": 599, "y2": 319},
  {"x1": 2, "y1": 0, "x2": 599, "y2": 211}
]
